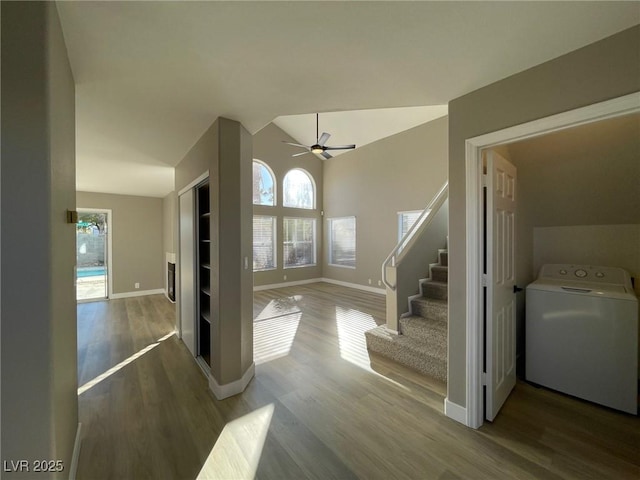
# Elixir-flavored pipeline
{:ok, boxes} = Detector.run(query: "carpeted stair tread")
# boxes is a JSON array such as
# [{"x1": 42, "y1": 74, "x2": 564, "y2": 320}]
[
  {"x1": 400, "y1": 315, "x2": 447, "y2": 346},
  {"x1": 410, "y1": 297, "x2": 448, "y2": 322},
  {"x1": 421, "y1": 279, "x2": 448, "y2": 300},
  {"x1": 365, "y1": 326, "x2": 447, "y2": 382},
  {"x1": 439, "y1": 250, "x2": 448, "y2": 267}
]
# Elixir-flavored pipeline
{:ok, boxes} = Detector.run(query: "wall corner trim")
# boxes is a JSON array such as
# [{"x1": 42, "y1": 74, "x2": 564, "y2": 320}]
[
  {"x1": 209, "y1": 362, "x2": 255, "y2": 400},
  {"x1": 444, "y1": 398, "x2": 467, "y2": 426},
  {"x1": 68, "y1": 423, "x2": 82, "y2": 480}
]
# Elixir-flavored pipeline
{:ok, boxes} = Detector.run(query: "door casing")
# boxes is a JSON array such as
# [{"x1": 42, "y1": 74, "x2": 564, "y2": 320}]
[{"x1": 457, "y1": 92, "x2": 640, "y2": 429}]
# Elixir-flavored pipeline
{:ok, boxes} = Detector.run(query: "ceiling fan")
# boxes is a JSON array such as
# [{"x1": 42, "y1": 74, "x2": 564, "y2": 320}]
[{"x1": 283, "y1": 113, "x2": 356, "y2": 159}]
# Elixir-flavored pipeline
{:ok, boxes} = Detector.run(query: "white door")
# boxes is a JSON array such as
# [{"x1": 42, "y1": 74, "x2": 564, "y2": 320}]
[
  {"x1": 485, "y1": 150, "x2": 517, "y2": 421},
  {"x1": 179, "y1": 189, "x2": 196, "y2": 356}
]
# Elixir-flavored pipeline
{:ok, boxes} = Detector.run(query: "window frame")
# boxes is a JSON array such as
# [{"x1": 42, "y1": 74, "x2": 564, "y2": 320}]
[
  {"x1": 252, "y1": 215, "x2": 277, "y2": 272},
  {"x1": 282, "y1": 216, "x2": 317, "y2": 269},
  {"x1": 397, "y1": 210, "x2": 422, "y2": 242},
  {"x1": 328, "y1": 216, "x2": 356, "y2": 269},
  {"x1": 282, "y1": 168, "x2": 316, "y2": 210},
  {"x1": 252, "y1": 159, "x2": 276, "y2": 207}
]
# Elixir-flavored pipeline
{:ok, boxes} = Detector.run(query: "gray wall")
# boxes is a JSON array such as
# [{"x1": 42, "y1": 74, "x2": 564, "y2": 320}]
[
  {"x1": 323, "y1": 116, "x2": 448, "y2": 289},
  {"x1": 447, "y1": 25, "x2": 640, "y2": 407},
  {"x1": 252, "y1": 123, "x2": 324, "y2": 286},
  {"x1": 162, "y1": 191, "x2": 177, "y2": 294},
  {"x1": 175, "y1": 117, "x2": 254, "y2": 386},
  {"x1": 77, "y1": 192, "x2": 164, "y2": 294},
  {"x1": 1, "y1": 2, "x2": 78, "y2": 476}
]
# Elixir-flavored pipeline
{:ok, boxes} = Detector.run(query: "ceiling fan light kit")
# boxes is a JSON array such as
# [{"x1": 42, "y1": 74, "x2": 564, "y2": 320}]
[{"x1": 283, "y1": 113, "x2": 356, "y2": 159}]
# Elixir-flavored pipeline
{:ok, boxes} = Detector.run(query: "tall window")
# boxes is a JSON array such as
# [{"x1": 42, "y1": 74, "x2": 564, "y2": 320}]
[
  {"x1": 253, "y1": 216, "x2": 276, "y2": 271},
  {"x1": 283, "y1": 169, "x2": 314, "y2": 209},
  {"x1": 253, "y1": 160, "x2": 275, "y2": 206},
  {"x1": 329, "y1": 217, "x2": 356, "y2": 268},
  {"x1": 283, "y1": 217, "x2": 316, "y2": 268},
  {"x1": 398, "y1": 210, "x2": 422, "y2": 241}
]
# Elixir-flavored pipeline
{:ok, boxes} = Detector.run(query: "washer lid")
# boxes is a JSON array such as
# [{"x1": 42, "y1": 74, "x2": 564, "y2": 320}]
[{"x1": 527, "y1": 278, "x2": 637, "y2": 301}]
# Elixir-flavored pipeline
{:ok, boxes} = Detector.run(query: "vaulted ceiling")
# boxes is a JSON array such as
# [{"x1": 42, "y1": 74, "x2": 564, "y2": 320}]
[{"x1": 56, "y1": 1, "x2": 639, "y2": 197}]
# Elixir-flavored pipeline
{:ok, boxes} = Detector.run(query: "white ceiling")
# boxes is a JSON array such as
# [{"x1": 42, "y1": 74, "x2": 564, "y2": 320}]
[{"x1": 56, "y1": 1, "x2": 640, "y2": 197}]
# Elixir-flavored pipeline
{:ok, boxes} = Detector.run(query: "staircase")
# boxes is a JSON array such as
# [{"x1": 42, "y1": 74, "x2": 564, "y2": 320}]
[{"x1": 365, "y1": 248, "x2": 448, "y2": 383}]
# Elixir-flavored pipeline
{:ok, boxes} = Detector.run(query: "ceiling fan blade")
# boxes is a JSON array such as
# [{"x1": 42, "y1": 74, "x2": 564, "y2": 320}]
[
  {"x1": 292, "y1": 151, "x2": 310, "y2": 157},
  {"x1": 321, "y1": 151, "x2": 333, "y2": 160},
  {"x1": 324, "y1": 144, "x2": 356, "y2": 150},
  {"x1": 282, "y1": 141, "x2": 309, "y2": 149},
  {"x1": 317, "y1": 132, "x2": 330, "y2": 146}
]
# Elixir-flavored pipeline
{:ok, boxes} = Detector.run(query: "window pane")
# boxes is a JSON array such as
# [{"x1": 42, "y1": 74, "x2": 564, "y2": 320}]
[
  {"x1": 399, "y1": 211, "x2": 422, "y2": 241},
  {"x1": 283, "y1": 218, "x2": 316, "y2": 267},
  {"x1": 283, "y1": 169, "x2": 314, "y2": 209},
  {"x1": 329, "y1": 217, "x2": 356, "y2": 268},
  {"x1": 253, "y1": 216, "x2": 276, "y2": 271},
  {"x1": 253, "y1": 161, "x2": 275, "y2": 206}
]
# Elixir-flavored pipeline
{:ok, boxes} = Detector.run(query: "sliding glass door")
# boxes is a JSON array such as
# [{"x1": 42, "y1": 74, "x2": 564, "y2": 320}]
[{"x1": 76, "y1": 209, "x2": 111, "y2": 301}]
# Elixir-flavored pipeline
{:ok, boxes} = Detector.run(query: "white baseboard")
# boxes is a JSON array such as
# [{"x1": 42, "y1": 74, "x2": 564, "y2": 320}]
[
  {"x1": 253, "y1": 278, "x2": 322, "y2": 291},
  {"x1": 253, "y1": 277, "x2": 385, "y2": 295},
  {"x1": 320, "y1": 277, "x2": 385, "y2": 295},
  {"x1": 444, "y1": 398, "x2": 467, "y2": 426},
  {"x1": 69, "y1": 423, "x2": 82, "y2": 480},
  {"x1": 209, "y1": 362, "x2": 255, "y2": 400},
  {"x1": 110, "y1": 288, "x2": 164, "y2": 299}
]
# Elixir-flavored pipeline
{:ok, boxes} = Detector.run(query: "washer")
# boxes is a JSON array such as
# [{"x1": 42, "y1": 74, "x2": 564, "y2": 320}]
[{"x1": 526, "y1": 264, "x2": 638, "y2": 414}]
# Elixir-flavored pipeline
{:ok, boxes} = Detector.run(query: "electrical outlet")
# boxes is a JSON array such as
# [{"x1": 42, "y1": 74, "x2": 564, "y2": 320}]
[
  {"x1": 378, "y1": 280, "x2": 382, "y2": 286},
  {"x1": 283, "y1": 275, "x2": 287, "y2": 281},
  {"x1": 135, "y1": 282, "x2": 140, "y2": 289},
  {"x1": 368, "y1": 279, "x2": 372, "y2": 285}
]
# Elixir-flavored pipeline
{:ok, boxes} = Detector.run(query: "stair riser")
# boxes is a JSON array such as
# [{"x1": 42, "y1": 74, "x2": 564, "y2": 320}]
[
  {"x1": 365, "y1": 333, "x2": 447, "y2": 383},
  {"x1": 431, "y1": 268, "x2": 448, "y2": 283},
  {"x1": 439, "y1": 251, "x2": 448, "y2": 267},
  {"x1": 410, "y1": 300, "x2": 447, "y2": 322},
  {"x1": 422, "y1": 282, "x2": 448, "y2": 300}
]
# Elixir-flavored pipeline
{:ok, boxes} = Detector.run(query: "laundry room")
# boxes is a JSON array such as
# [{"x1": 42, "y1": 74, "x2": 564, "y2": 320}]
[{"x1": 490, "y1": 112, "x2": 640, "y2": 410}]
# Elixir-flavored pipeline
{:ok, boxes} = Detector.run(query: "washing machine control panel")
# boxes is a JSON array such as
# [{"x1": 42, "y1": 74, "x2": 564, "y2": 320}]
[{"x1": 539, "y1": 264, "x2": 628, "y2": 285}]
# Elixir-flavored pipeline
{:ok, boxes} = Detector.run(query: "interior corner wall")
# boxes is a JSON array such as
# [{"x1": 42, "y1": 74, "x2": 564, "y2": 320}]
[
  {"x1": 163, "y1": 191, "x2": 178, "y2": 294},
  {"x1": 447, "y1": 25, "x2": 640, "y2": 408},
  {"x1": 252, "y1": 122, "x2": 324, "y2": 286},
  {"x1": 77, "y1": 192, "x2": 164, "y2": 294},
  {"x1": 322, "y1": 116, "x2": 448, "y2": 289},
  {"x1": 1, "y1": 2, "x2": 78, "y2": 476},
  {"x1": 175, "y1": 117, "x2": 254, "y2": 388}
]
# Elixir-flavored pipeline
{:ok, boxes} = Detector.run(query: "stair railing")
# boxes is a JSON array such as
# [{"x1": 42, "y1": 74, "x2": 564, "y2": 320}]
[
  {"x1": 382, "y1": 182, "x2": 448, "y2": 291},
  {"x1": 381, "y1": 182, "x2": 448, "y2": 333}
]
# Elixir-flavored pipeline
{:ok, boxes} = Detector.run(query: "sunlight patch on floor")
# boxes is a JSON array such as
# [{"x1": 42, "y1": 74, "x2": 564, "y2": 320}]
[
  {"x1": 78, "y1": 331, "x2": 175, "y2": 395},
  {"x1": 196, "y1": 403, "x2": 274, "y2": 480},
  {"x1": 335, "y1": 306, "x2": 411, "y2": 391},
  {"x1": 253, "y1": 297, "x2": 303, "y2": 365}
]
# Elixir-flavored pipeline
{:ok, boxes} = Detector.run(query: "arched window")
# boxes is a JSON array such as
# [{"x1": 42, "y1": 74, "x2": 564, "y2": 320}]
[
  {"x1": 253, "y1": 160, "x2": 275, "y2": 206},
  {"x1": 283, "y1": 168, "x2": 315, "y2": 209}
]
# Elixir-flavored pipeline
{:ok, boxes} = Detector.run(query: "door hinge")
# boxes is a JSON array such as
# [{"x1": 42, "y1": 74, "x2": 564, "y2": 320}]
[
  {"x1": 481, "y1": 274, "x2": 488, "y2": 287},
  {"x1": 482, "y1": 372, "x2": 487, "y2": 386}
]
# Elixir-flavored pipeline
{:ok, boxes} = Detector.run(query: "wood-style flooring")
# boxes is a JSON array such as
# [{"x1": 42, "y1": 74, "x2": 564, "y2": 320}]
[{"x1": 77, "y1": 283, "x2": 640, "y2": 479}]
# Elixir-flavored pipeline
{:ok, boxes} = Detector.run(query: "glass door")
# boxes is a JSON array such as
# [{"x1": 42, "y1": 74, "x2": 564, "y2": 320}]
[{"x1": 76, "y1": 210, "x2": 109, "y2": 301}]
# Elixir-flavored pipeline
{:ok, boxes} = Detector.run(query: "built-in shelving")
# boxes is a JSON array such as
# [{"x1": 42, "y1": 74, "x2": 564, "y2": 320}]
[{"x1": 197, "y1": 181, "x2": 211, "y2": 367}]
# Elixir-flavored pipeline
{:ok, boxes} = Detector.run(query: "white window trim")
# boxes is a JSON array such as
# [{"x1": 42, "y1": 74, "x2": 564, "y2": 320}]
[
  {"x1": 283, "y1": 216, "x2": 317, "y2": 269},
  {"x1": 328, "y1": 216, "x2": 356, "y2": 269}
]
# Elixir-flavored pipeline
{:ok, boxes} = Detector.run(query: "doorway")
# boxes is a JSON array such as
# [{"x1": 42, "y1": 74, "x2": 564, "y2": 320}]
[
  {"x1": 76, "y1": 208, "x2": 113, "y2": 301},
  {"x1": 463, "y1": 92, "x2": 640, "y2": 429}
]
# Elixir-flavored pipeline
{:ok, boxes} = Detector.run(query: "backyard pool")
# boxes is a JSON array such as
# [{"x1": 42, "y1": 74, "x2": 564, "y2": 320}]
[{"x1": 77, "y1": 266, "x2": 106, "y2": 278}]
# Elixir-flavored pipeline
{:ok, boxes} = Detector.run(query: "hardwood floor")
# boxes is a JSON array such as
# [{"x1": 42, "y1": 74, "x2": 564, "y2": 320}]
[{"x1": 77, "y1": 284, "x2": 640, "y2": 479}]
